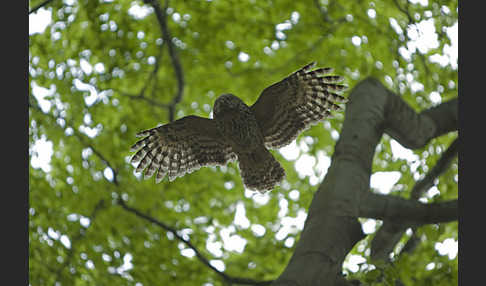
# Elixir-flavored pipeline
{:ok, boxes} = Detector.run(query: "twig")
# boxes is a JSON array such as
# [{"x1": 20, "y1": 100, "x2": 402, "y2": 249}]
[
  {"x1": 139, "y1": 43, "x2": 164, "y2": 98},
  {"x1": 104, "y1": 36, "x2": 165, "y2": 109},
  {"x1": 30, "y1": 70, "x2": 272, "y2": 285},
  {"x1": 29, "y1": 95, "x2": 120, "y2": 184},
  {"x1": 313, "y1": 0, "x2": 331, "y2": 22},
  {"x1": 29, "y1": 0, "x2": 56, "y2": 15},
  {"x1": 110, "y1": 0, "x2": 184, "y2": 121},
  {"x1": 392, "y1": 0, "x2": 414, "y2": 24},
  {"x1": 145, "y1": 0, "x2": 185, "y2": 122},
  {"x1": 118, "y1": 199, "x2": 273, "y2": 285},
  {"x1": 149, "y1": 47, "x2": 164, "y2": 98},
  {"x1": 114, "y1": 88, "x2": 171, "y2": 109}
]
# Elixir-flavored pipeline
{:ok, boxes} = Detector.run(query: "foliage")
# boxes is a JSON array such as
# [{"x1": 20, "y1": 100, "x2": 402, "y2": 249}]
[{"x1": 29, "y1": 0, "x2": 458, "y2": 285}]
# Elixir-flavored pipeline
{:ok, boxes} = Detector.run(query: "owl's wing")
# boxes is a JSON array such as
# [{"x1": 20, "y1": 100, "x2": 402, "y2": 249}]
[
  {"x1": 250, "y1": 62, "x2": 348, "y2": 149},
  {"x1": 130, "y1": 115, "x2": 236, "y2": 183}
]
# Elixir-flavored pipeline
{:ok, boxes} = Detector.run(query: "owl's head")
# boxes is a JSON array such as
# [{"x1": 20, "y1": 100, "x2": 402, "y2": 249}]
[{"x1": 213, "y1": 94, "x2": 246, "y2": 117}]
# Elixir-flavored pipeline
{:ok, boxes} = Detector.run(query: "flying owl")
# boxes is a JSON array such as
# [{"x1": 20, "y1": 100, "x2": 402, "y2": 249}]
[{"x1": 130, "y1": 62, "x2": 347, "y2": 193}]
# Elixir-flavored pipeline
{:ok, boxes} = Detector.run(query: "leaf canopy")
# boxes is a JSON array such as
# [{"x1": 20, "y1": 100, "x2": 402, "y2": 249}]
[{"x1": 29, "y1": 0, "x2": 458, "y2": 285}]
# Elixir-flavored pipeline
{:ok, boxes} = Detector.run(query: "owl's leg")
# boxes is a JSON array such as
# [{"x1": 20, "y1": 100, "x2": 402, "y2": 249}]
[{"x1": 237, "y1": 145, "x2": 285, "y2": 193}]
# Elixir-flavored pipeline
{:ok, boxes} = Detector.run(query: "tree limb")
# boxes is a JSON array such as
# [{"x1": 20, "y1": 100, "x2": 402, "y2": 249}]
[
  {"x1": 272, "y1": 77, "x2": 457, "y2": 285},
  {"x1": 370, "y1": 137, "x2": 458, "y2": 260},
  {"x1": 359, "y1": 193, "x2": 457, "y2": 225},
  {"x1": 384, "y1": 90, "x2": 458, "y2": 149},
  {"x1": 419, "y1": 98, "x2": 458, "y2": 139}
]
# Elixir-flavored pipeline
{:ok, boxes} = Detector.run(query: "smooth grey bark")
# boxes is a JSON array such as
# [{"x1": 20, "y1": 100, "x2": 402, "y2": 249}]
[{"x1": 272, "y1": 77, "x2": 458, "y2": 286}]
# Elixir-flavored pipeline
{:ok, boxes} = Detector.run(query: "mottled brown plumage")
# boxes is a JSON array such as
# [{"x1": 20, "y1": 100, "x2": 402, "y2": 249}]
[{"x1": 130, "y1": 62, "x2": 347, "y2": 193}]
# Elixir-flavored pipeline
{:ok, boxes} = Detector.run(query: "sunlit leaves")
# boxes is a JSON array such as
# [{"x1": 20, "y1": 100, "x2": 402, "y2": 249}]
[{"x1": 30, "y1": 0, "x2": 457, "y2": 285}]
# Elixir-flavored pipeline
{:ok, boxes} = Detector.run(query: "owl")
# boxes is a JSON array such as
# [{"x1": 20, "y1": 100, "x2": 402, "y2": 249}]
[{"x1": 130, "y1": 62, "x2": 347, "y2": 193}]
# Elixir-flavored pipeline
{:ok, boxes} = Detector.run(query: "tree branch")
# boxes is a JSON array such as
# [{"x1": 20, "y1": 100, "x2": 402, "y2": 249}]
[
  {"x1": 412, "y1": 137, "x2": 458, "y2": 199},
  {"x1": 419, "y1": 98, "x2": 458, "y2": 139},
  {"x1": 31, "y1": 97, "x2": 271, "y2": 284},
  {"x1": 29, "y1": 95, "x2": 121, "y2": 185},
  {"x1": 29, "y1": 0, "x2": 56, "y2": 15},
  {"x1": 141, "y1": 45, "x2": 164, "y2": 98},
  {"x1": 118, "y1": 199, "x2": 273, "y2": 286},
  {"x1": 370, "y1": 137, "x2": 458, "y2": 260},
  {"x1": 114, "y1": 88, "x2": 171, "y2": 110},
  {"x1": 272, "y1": 77, "x2": 457, "y2": 285},
  {"x1": 359, "y1": 193, "x2": 457, "y2": 225},
  {"x1": 313, "y1": 0, "x2": 331, "y2": 22},
  {"x1": 392, "y1": 0, "x2": 414, "y2": 24},
  {"x1": 384, "y1": 89, "x2": 458, "y2": 149},
  {"x1": 144, "y1": 0, "x2": 185, "y2": 122}
]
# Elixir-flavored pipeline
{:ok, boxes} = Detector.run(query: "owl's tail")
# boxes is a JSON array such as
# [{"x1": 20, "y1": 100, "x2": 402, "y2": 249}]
[{"x1": 237, "y1": 146, "x2": 285, "y2": 193}]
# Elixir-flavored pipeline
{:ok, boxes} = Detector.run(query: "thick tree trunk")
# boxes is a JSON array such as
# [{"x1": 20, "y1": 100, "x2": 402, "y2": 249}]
[{"x1": 272, "y1": 77, "x2": 457, "y2": 286}]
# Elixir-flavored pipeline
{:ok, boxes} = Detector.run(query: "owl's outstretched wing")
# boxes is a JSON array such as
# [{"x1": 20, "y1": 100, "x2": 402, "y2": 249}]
[
  {"x1": 250, "y1": 62, "x2": 348, "y2": 149},
  {"x1": 130, "y1": 115, "x2": 236, "y2": 183}
]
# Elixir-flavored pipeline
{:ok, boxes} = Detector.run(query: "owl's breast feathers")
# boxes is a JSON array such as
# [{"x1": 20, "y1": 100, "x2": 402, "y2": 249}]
[
  {"x1": 213, "y1": 95, "x2": 264, "y2": 152},
  {"x1": 213, "y1": 94, "x2": 284, "y2": 192}
]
